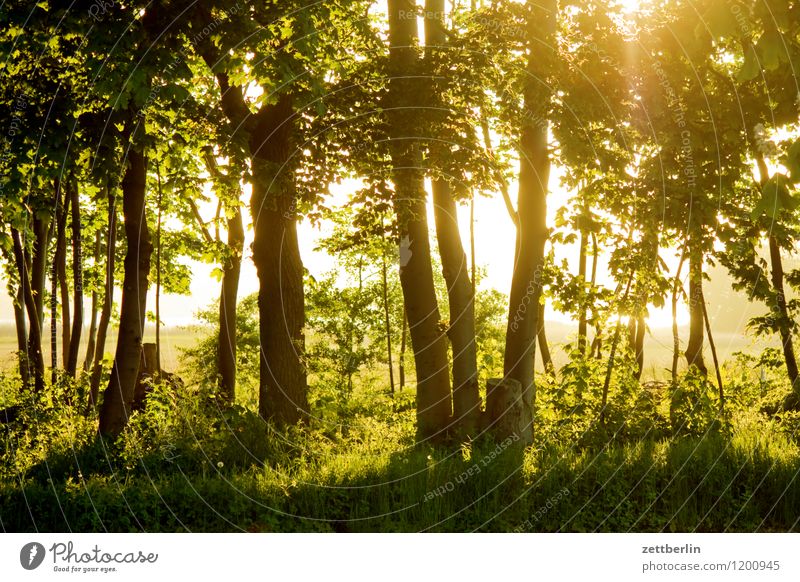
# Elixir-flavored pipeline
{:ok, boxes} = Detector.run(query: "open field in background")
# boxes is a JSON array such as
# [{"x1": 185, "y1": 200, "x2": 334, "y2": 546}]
[
  {"x1": 0, "y1": 324, "x2": 205, "y2": 374},
  {"x1": 0, "y1": 320, "x2": 770, "y2": 383}
]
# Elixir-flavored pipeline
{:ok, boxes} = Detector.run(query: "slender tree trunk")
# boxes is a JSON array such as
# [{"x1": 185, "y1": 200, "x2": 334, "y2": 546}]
[
  {"x1": 768, "y1": 235, "x2": 800, "y2": 392},
  {"x1": 155, "y1": 165, "x2": 162, "y2": 374},
  {"x1": 13, "y1": 285, "x2": 29, "y2": 385},
  {"x1": 501, "y1": 0, "x2": 555, "y2": 445},
  {"x1": 701, "y1": 296, "x2": 724, "y2": 414},
  {"x1": 89, "y1": 190, "x2": 117, "y2": 411},
  {"x1": 600, "y1": 272, "x2": 634, "y2": 425},
  {"x1": 249, "y1": 96, "x2": 309, "y2": 425},
  {"x1": 83, "y1": 231, "x2": 101, "y2": 372},
  {"x1": 58, "y1": 249, "x2": 70, "y2": 367},
  {"x1": 684, "y1": 240, "x2": 707, "y2": 376},
  {"x1": 388, "y1": 0, "x2": 452, "y2": 441},
  {"x1": 11, "y1": 229, "x2": 45, "y2": 392},
  {"x1": 53, "y1": 191, "x2": 71, "y2": 367},
  {"x1": 537, "y1": 301, "x2": 554, "y2": 373},
  {"x1": 578, "y1": 227, "x2": 588, "y2": 354},
  {"x1": 50, "y1": 187, "x2": 67, "y2": 383},
  {"x1": 381, "y1": 245, "x2": 396, "y2": 396},
  {"x1": 30, "y1": 215, "x2": 51, "y2": 332},
  {"x1": 218, "y1": 204, "x2": 244, "y2": 405},
  {"x1": 671, "y1": 246, "x2": 687, "y2": 384},
  {"x1": 66, "y1": 183, "x2": 84, "y2": 377},
  {"x1": 634, "y1": 313, "x2": 646, "y2": 381},
  {"x1": 99, "y1": 146, "x2": 152, "y2": 437},
  {"x1": 754, "y1": 154, "x2": 800, "y2": 399},
  {"x1": 399, "y1": 306, "x2": 408, "y2": 391}
]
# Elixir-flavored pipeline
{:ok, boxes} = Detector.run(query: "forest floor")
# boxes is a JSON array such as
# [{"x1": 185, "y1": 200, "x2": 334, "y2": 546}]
[{"x1": 1, "y1": 393, "x2": 798, "y2": 532}]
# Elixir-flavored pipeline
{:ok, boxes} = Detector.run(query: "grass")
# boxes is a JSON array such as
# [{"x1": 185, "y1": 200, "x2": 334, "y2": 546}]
[
  {"x1": 1, "y1": 339, "x2": 798, "y2": 533},
  {"x1": 1, "y1": 394, "x2": 799, "y2": 532}
]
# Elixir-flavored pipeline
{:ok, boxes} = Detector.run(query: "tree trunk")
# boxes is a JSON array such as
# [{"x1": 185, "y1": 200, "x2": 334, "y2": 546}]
[
  {"x1": 249, "y1": 96, "x2": 309, "y2": 425},
  {"x1": 701, "y1": 295, "x2": 724, "y2": 414},
  {"x1": 767, "y1": 235, "x2": 800, "y2": 392},
  {"x1": 88, "y1": 190, "x2": 117, "y2": 411},
  {"x1": 11, "y1": 229, "x2": 45, "y2": 392},
  {"x1": 54, "y1": 191, "x2": 71, "y2": 368},
  {"x1": 50, "y1": 187, "x2": 67, "y2": 383},
  {"x1": 684, "y1": 241, "x2": 707, "y2": 376},
  {"x1": 218, "y1": 204, "x2": 244, "y2": 405},
  {"x1": 671, "y1": 247, "x2": 687, "y2": 384},
  {"x1": 388, "y1": 0, "x2": 452, "y2": 441},
  {"x1": 30, "y1": 214, "x2": 51, "y2": 332},
  {"x1": 66, "y1": 182, "x2": 84, "y2": 377},
  {"x1": 432, "y1": 179, "x2": 480, "y2": 435},
  {"x1": 634, "y1": 313, "x2": 645, "y2": 381},
  {"x1": 13, "y1": 285, "x2": 29, "y2": 385},
  {"x1": 600, "y1": 272, "x2": 633, "y2": 425},
  {"x1": 155, "y1": 165, "x2": 163, "y2": 373},
  {"x1": 578, "y1": 227, "x2": 588, "y2": 354},
  {"x1": 399, "y1": 306, "x2": 408, "y2": 391},
  {"x1": 501, "y1": 0, "x2": 555, "y2": 446},
  {"x1": 381, "y1": 246, "x2": 396, "y2": 396},
  {"x1": 537, "y1": 302, "x2": 554, "y2": 373},
  {"x1": 99, "y1": 147, "x2": 152, "y2": 437},
  {"x1": 83, "y1": 231, "x2": 102, "y2": 372},
  {"x1": 426, "y1": 0, "x2": 479, "y2": 435}
]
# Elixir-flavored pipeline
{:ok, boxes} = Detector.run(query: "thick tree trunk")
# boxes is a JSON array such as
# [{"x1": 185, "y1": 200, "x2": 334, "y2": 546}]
[
  {"x1": 432, "y1": 179, "x2": 480, "y2": 435},
  {"x1": 99, "y1": 147, "x2": 152, "y2": 437},
  {"x1": 66, "y1": 183, "x2": 84, "y2": 377},
  {"x1": 684, "y1": 241, "x2": 707, "y2": 376},
  {"x1": 427, "y1": 0, "x2": 479, "y2": 435},
  {"x1": 83, "y1": 231, "x2": 101, "y2": 372},
  {"x1": 501, "y1": 0, "x2": 555, "y2": 446},
  {"x1": 388, "y1": 0, "x2": 452, "y2": 441},
  {"x1": 218, "y1": 204, "x2": 244, "y2": 405},
  {"x1": 11, "y1": 229, "x2": 45, "y2": 392},
  {"x1": 89, "y1": 192, "x2": 117, "y2": 411},
  {"x1": 249, "y1": 96, "x2": 309, "y2": 425}
]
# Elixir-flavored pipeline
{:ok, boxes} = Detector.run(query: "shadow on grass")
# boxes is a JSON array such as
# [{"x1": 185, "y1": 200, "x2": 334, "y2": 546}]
[{"x1": 1, "y1": 430, "x2": 799, "y2": 533}]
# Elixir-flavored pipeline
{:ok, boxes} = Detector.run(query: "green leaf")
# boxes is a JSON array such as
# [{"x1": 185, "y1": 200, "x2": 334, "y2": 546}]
[
  {"x1": 756, "y1": 29, "x2": 785, "y2": 71},
  {"x1": 784, "y1": 139, "x2": 800, "y2": 182},
  {"x1": 702, "y1": 2, "x2": 738, "y2": 39},
  {"x1": 737, "y1": 44, "x2": 760, "y2": 82}
]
